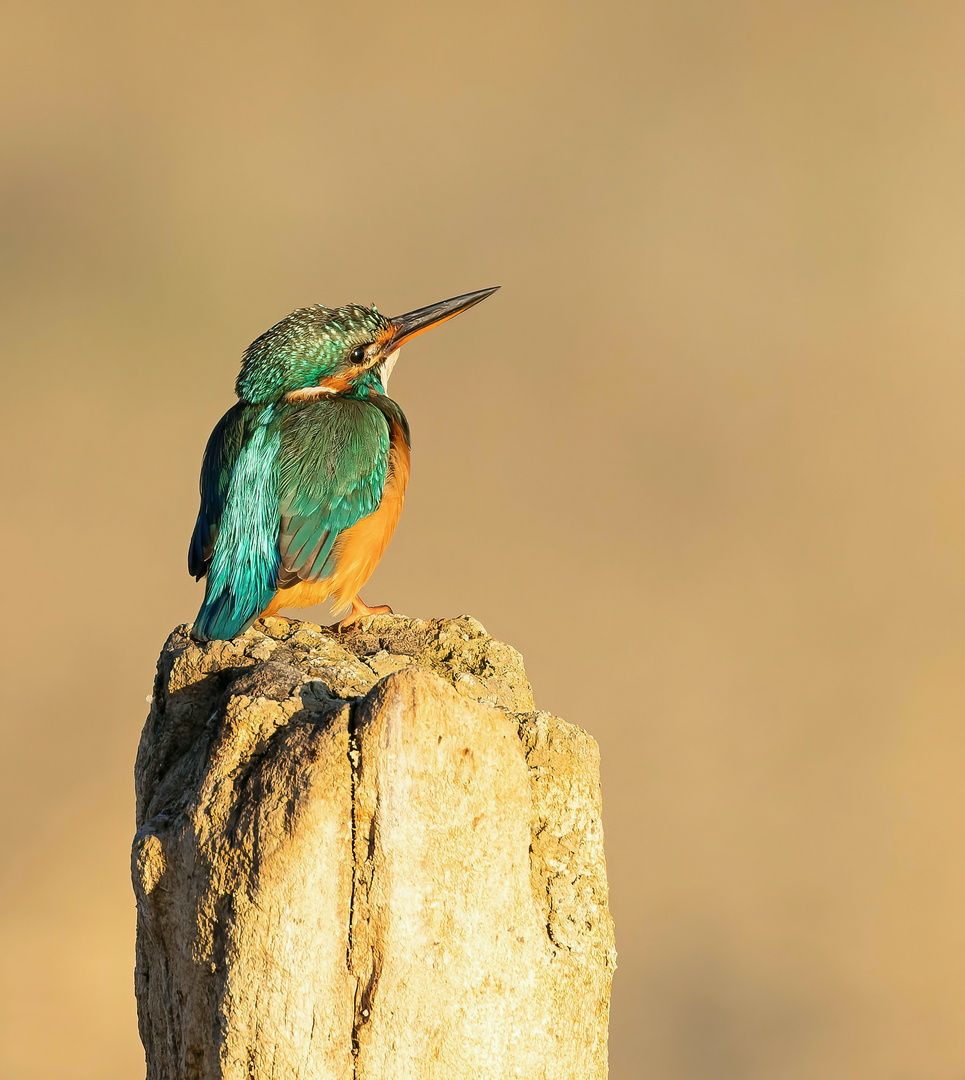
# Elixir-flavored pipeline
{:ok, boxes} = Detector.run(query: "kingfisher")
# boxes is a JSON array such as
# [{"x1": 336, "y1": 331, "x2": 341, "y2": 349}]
[{"x1": 188, "y1": 286, "x2": 498, "y2": 641}]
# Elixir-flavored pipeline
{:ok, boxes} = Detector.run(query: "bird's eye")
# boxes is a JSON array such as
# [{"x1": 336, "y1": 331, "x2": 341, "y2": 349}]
[{"x1": 350, "y1": 346, "x2": 367, "y2": 365}]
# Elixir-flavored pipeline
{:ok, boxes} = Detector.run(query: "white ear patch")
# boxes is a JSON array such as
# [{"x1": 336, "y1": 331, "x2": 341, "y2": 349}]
[
  {"x1": 380, "y1": 348, "x2": 400, "y2": 392},
  {"x1": 284, "y1": 384, "x2": 338, "y2": 402}
]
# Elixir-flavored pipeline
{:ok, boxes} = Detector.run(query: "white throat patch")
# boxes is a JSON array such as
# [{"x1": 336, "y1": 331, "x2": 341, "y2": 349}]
[{"x1": 379, "y1": 348, "x2": 400, "y2": 392}]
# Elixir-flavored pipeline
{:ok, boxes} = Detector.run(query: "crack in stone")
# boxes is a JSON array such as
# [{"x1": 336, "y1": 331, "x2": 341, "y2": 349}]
[{"x1": 346, "y1": 699, "x2": 362, "y2": 1075}]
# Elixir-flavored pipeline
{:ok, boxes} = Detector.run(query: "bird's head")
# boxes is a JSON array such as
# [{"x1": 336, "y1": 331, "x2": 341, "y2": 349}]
[{"x1": 235, "y1": 287, "x2": 499, "y2": 404}]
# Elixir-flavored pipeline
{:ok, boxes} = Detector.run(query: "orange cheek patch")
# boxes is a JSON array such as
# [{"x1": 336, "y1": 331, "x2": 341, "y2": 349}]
[{"x1": 319, "y1": 373, "x2": 352, "y2": 393}]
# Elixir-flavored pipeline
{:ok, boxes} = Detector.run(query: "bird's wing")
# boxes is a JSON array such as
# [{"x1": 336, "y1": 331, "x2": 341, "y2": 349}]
[
  {"x1": 191, "y1": 404, "x2": 282, "y2": 640},
  {"x1": 188, "y1": 402, "x2": 248, "y2": 580},
  {"x1": 275, "y1": 397, "x2": 390, "y2": 585}
]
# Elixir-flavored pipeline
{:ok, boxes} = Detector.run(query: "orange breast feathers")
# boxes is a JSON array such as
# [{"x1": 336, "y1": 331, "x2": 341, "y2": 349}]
[
  {"x1": 260, "y1": 420, "x2": 411, "y2": 618},
  {"x1": 326, "y1": 424, "x2": 410, "y2": 608}
]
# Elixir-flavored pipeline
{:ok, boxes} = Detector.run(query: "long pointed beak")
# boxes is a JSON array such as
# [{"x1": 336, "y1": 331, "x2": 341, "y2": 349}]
[{"x1": 385, "y1": 286, "x2": 499, "y2": 352}]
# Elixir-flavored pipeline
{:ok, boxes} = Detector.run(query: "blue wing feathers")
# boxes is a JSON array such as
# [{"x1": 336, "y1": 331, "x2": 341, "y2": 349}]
[
  {"x1": 188, "y1": 404, "x2": 248, "y2": 580},
  {"x1": 190, "y1": 395, "x2": 395, "y2": 641},
  {"x1": 276, "y1": 398, "x2": 390, "y2": 585}
]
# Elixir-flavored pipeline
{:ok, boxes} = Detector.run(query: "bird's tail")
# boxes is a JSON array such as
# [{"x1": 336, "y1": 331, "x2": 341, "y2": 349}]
[
  {"x1": 191, "y1": 584, "x2": 273, "y2": 642},
  {"x1": 191, "y1": 537, "x2": 279, "y2": 641}
]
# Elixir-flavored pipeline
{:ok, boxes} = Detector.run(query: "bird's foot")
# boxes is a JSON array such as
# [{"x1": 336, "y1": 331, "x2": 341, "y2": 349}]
[{"x1": 335, "y1": 596, "x2": 393, "y2": 631}]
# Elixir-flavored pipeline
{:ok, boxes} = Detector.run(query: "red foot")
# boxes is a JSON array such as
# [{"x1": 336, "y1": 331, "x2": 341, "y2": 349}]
[{"x1": 336, "y1": 596, "x2": 393, "y2": 630}]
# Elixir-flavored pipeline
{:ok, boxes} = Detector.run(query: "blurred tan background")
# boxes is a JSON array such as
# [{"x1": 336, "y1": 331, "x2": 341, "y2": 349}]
[{"x1": 3, "y1": 0, "x2": 965, "y2": 1076}]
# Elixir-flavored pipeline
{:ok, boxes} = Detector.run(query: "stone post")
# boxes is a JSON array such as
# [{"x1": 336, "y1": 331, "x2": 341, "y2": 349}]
[{"x1": 133, "y1": 615, "x2": 615, "y2": 1080}]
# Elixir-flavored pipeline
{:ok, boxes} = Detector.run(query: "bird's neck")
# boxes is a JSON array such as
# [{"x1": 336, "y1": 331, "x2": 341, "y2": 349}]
[
  {"x1": 351, "y1": 369, "x2": 390, "y2": 399},
  {"x1": 282, "y1": 369, "x2": 385, "y2": 404}
]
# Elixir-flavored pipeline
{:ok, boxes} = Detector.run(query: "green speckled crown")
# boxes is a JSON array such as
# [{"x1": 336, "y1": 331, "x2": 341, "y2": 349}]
[{"x1": 236, "y1": 304, "x2": 391, "y2": 404}]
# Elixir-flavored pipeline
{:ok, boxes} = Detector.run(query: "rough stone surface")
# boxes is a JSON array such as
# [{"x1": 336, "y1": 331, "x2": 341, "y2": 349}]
[{"x1": 134, "y1": 614, "x2": 615, "y2": 1080}]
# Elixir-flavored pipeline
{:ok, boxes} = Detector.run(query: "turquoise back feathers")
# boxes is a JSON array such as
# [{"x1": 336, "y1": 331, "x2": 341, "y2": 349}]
[{"x1": 189, "y1": 403, "x2": 282, "y2": 640}]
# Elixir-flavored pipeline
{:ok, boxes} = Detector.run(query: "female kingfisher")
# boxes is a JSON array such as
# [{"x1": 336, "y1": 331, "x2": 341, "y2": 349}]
[{"x1": 188, "y1": 286, "x2": 498, "y2": 641}]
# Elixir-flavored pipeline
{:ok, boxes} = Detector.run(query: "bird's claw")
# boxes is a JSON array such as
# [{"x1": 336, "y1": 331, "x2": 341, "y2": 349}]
[{"x1": 335, "y1": 599, "x2": 393, "y2": 631}]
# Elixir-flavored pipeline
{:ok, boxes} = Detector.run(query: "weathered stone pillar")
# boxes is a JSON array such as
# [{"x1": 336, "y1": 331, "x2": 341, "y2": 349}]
[{"x1": 133, "y1": 615, "x2": 615, "y2": 1080}]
